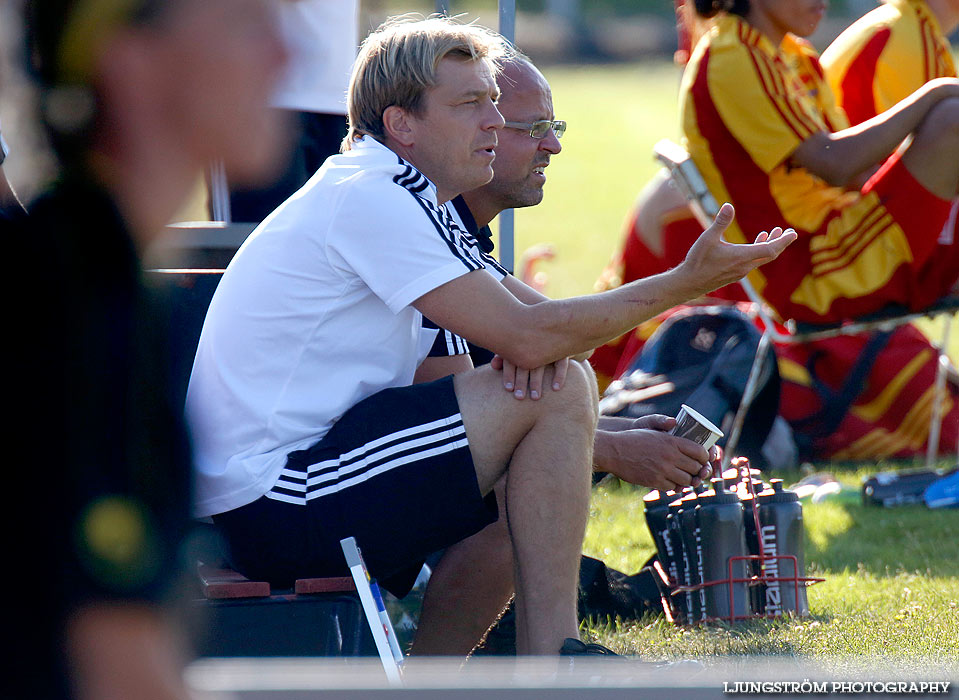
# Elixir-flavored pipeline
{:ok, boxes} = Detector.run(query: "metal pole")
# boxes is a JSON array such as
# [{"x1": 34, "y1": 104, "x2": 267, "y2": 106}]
[
  {"x1": 926, "y1": 315, "x2": 952, "y2": 468},
  {"x1": 499, "y1": 0, "x2": 516, "y2": 41},
  {"x1": 498, "y1": 0, "x2": 516, "y2": 273},
  {"x1": 722, "y1": 330, "x2": 771, "y2": 470}
]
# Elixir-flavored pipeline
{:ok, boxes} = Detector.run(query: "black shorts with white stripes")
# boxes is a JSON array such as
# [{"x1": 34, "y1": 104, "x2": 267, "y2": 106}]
[
  {"x1": 422, "y1": 315, "x2": 496, "y2": 367},
  {"x1": 423, "y1": 315, "x2": 470, "y2": 357},
  {"x1": 212, "y1": 375, "x2": 498, "y2": 596}
]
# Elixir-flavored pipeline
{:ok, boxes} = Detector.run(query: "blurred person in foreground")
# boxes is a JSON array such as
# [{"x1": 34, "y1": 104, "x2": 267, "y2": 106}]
[
  {"x1": 186, "y1": 15, "x2": 793, "y2": 658},
  {"x1": 5, "y1": 0, "x2": 287, "y2": 697},
  {"x1": 0, "y1": 121, "x2": 25, "y2": 217}
]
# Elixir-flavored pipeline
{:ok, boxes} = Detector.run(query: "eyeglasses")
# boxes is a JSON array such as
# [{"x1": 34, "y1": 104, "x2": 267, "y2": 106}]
[{"x1": 502, "y1": 119, "x2": 566, "y2": 140}]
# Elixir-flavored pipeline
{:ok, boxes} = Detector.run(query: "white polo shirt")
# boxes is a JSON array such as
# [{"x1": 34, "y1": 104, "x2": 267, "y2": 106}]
[{"x1": 187, "y1": 137, "x2": 502, "y2": 517}]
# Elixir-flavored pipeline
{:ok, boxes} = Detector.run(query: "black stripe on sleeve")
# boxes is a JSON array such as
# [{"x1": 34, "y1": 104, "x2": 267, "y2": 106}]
[{"x1": 408, "y1": 194, "x2": 483, "y2": 272}]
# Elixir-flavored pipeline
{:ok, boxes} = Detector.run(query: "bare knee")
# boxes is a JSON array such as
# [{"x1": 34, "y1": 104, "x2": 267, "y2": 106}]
[
  {"x1": 916, "y1": 98, "x2": 959, "y2": 145},
  {"x1": 554, "y1": 359, "x2": 599, "y2": 429}
]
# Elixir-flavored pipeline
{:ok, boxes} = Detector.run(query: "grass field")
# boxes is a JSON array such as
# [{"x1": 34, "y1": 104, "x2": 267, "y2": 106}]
[{"x1": 508, "y1": 61, "x2": 959, "y2": 664}]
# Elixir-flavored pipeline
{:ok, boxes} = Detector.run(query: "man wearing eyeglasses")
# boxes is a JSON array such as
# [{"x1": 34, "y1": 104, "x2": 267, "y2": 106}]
[
  {"x1": 420, "y1": 56, "x2": 720, "y2": 492},
  {"x1": 410, "y1": 55, "x2": 734, "y2": 655}
]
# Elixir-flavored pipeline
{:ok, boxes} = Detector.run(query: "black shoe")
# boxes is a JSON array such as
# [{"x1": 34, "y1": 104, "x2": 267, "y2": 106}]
[
  {"x1": 559, "y1": 638, "x2": 705, "y2": 674},
  {"x1": 558, "y1": 638, "x2": 621, "y2": 656}
]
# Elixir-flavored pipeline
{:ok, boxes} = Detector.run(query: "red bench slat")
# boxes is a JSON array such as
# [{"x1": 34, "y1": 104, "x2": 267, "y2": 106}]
[
  {"x1": 197, "y1": 563, "x2": 271, "y2": 600},
  {"x1": 294, "y1": 576, "x2": 356, "y2": 594},
  {"x1": 198, "y1": 562, "x2": 358, "y2": 600}
]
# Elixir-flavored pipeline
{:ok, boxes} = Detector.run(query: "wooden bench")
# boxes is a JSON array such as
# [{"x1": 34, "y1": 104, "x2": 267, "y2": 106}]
[
  {"x1": 193, "y1": 561, "x2": 375, "y2": 658},
  {"x1": 145, "y1": 266, "x2": 379, "y2": 659},
  {"x1": 197, "y1": 562, "x2": 357, "y2": 599}
]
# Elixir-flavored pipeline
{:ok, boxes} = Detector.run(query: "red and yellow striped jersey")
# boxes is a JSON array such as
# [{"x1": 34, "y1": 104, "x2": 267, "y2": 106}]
[
  {"x1": 820, "y1": 0, "x2": 956, "y2": 125},
  {"x1": 679, "y1": 13, "x2": 950, "y2": 323}
]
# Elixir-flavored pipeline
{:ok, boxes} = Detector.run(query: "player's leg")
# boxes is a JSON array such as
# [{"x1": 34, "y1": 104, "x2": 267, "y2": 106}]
[
  {"x1": 901, "y1": 97, "x2": 959, "y2": 200},
  {"x1": 409, "y1": 480, "x2": 514, "y2": 656},
  {"x1": 452, "y1": 360, "x2": 598, "y2": 654}
]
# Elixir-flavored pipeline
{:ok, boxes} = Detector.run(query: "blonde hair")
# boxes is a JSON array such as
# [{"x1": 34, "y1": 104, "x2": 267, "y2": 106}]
[{"x1": 344, "y1": 15, "x2": 509, "y2": 150}]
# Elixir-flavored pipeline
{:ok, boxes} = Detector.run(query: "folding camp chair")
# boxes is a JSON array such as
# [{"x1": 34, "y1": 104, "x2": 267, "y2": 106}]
[{"x1": 653, "y1": 138, "x2": 959, "y2": 469}]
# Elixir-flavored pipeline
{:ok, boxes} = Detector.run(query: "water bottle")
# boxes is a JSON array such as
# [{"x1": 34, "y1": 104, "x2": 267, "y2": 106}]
[
  {"x1": 643, "y1": 489, "x2": 674, "y2": 568},
  {"x1": 757, "y1": 479, "x2": 808, "y2": 616},
  {"x1": 739, "y1": 487, "x2": 766, "y2": 614},
  {"x1": 697, "y1": 479, "x2": 751, "y2": 621},
  {"x1": 679, "y1": 488, "x2": 706, "y2": 623},
  {"x1": 666, "y1": 490, "x2": 696, "y2": 623}
]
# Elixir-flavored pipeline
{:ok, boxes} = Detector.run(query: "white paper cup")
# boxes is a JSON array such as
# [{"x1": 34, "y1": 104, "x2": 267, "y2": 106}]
[{"x1": 670, "y1": 404, "x2": 723, "y2": 450}]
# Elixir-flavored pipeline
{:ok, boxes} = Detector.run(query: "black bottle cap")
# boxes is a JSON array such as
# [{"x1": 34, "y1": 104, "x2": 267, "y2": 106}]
[
  {"x1": 721, "y1": 466, "x2": 761, "y2": 480},
  {"x1": 758, "y1": 479, "x2": 799, "y2": 503},
  {"x1": 735, "y1": 478, "x2": 768, "y2": 496},
  {"x1": 644, "y1": 489, "x2": 673, "y2": 509},
  {"x1": 710, "y1": 487, "x2": 741, "y2": 504}
]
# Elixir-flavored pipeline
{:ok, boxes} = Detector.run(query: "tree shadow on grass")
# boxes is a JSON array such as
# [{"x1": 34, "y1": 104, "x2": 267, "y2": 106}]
[
  {"x1": 803, "y1": 498, "x2": 959, "y2": 578},
  {"x1": 769, "y1": 461, "x2": 959, "y2": 578}
]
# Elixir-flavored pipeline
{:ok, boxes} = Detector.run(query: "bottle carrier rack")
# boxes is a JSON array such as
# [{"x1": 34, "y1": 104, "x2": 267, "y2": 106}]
[{"x1": 658, "y1": 458, "x2": 825, "y2": 625}]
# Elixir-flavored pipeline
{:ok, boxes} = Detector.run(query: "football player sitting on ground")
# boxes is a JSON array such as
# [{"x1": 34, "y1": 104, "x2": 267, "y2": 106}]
[
  {"x1": 598, "y1": 0, "x2": 959, "y2": 461},
  {"x1": 770, "y1": 0, "x2": 959, "y2": 460}
]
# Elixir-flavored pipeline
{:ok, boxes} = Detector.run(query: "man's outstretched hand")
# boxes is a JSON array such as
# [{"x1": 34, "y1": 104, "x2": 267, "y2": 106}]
[{"x1": 678, "y1": 203, "x2": 797, "y2": 298}]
